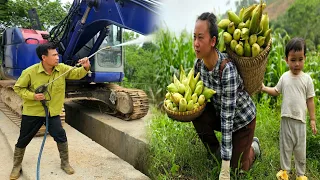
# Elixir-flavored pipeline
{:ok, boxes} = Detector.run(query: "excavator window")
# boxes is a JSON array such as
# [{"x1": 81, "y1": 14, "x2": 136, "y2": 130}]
[{"x1": 96, "y1": 25, "x2": 122, "y2": 68}]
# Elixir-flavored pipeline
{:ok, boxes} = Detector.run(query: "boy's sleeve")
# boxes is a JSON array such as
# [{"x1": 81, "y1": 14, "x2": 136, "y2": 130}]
[
  {"x1": 63, "y1": 64, "x2": 88, "y2": 80},
  {"x1": 13, "y1": 70, "x2": 35, "y2": 100},
  {"x1": 274, "y1": 75, "x2": 283, "y2": 94},
  {"x1": 306, "y1": 75, "x2": 315, "y2": 98}
]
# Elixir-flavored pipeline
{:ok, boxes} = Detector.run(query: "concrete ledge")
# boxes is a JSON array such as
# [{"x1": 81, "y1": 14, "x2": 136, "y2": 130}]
[{"x1": 64, "y1": 101, "x2": 149, "y2": 176}]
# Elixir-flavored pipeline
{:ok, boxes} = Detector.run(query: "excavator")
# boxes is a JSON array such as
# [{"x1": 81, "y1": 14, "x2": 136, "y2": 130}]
[{"x1": 0, "y1": 0, "x2": 161, "y2": 134}]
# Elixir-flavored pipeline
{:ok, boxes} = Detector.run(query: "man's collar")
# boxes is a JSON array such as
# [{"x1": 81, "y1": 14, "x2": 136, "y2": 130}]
[{"x1": 38, "y1": 62, "x2": 60, "y2": 74}]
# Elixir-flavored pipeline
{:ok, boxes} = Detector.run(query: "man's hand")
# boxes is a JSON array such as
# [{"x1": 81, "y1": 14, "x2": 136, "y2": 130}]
[
  {"x1": 34, "y1": 93, "x2": 45, "y2": 101},
  {"x1": 219, "y1": 160, "x2": 230, "y2": 180},
  {"x1": 311, "y1": 120, "x2": 317, "y2": 135},
  {"x1": 78, "y1": 57, "x2": 90, "y2": 70}
]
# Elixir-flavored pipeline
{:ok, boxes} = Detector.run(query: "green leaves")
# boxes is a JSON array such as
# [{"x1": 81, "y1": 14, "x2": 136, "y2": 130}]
[
  {"x1": 272, "y1": 0, "x2": 320, "y2": 50},
  {"x1": 121, "y1": 31, "x2": 157, "y2": 101},
  {"x1": 0, "y1": 0, "x2": 69, "y2": 29}
]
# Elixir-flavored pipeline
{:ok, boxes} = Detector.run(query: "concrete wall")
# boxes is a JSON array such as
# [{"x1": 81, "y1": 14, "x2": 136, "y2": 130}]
[{"x1": 64, "y1": 101, "x2": 150, "y2": 176}]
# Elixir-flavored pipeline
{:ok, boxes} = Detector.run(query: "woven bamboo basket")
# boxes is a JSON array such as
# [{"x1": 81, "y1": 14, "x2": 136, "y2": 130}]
[
  {"x1": 226, "y1": 39, "x2": 272, "y2": 96},
  {"x1": 164, "y1": 101, "x2": 206, "y2": 122}
]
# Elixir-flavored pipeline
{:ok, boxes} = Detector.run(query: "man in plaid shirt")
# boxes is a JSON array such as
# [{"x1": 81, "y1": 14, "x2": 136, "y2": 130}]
[{"x1": 193, "y1": 12, "x2": 261, "y2": 179}]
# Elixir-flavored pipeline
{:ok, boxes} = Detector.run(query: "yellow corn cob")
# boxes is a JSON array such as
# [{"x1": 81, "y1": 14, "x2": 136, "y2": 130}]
[
  {"x1": 262, "y1": 2, "x2": 267, "y2": 11},
  {"x1": 257, "y1": 36, "x2": 266, "y2": 46},
  {"x1": 218, "y1": 19, "x2": 231, "y2": 30},
  {"x1": 239, "y1": 7, "x2": 245, "y2": 20},
  {"x1": 227, "y1": 22, "x2": 235, "y2": 34},
  {"x1": 244, "y1": 39, "x2": 251, "y2": 57},
  {"x1": 237, "y1": 22, "x2": 246, "y2": 30},
  {"x1": 227, "y1": 11, "x2": 241, "y2": 26},
  {"x1": 235, "y1": 44, "x2": 244, "y2": 56},
  {"x1": 249, "y1": 34, "x2": 257, "y2": 45},
  {"x1": 249, "y1": 2, "x2": 263, "y2": 34},
  {"x1": 230, "y1": 40, "x2": 238, "y2": 51},
  {"x1": 218, "y1": 31, "x2": 225, "y2": 52},
  {"x1": 242, "y1": 4, "x2": 257, "y2": 22},
  {"x1": 263, "y1": 29, "x2": 272, "y2": 47},
  {"x1": 223, "y1": 32, "x2": 233, "y2": 44},
  {"x1": 260, "y1": 13, "x2": 269, "y2": 35},
  {"x1": 233, "y1": 29, "x2": 241, "y2": 41},
  {"x1": 241, "y1": 28, "x2": 250, "y2": 40},
  {"x1": 252, "y1": 43, "x2": 260, "y2": 57},
  {"x1": 245, "y1": 19, "x2": 250, "y2": 28}
]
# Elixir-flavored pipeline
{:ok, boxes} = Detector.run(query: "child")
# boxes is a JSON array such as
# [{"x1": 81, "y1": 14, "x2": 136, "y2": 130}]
[{"x1": 261, "y1": 37, "x2": 317, "y2": 180}]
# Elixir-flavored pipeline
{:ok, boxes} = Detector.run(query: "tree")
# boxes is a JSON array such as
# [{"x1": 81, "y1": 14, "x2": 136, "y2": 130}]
[
  {"x1": 0, "y1": 0, "x2": 70, "y2": 30},
  {"x1": 272, "y1": 0, "x2": 320, "y2": 49},
  {"x1": 142, "y1": 42, "x2": 158, "y2": 53}
]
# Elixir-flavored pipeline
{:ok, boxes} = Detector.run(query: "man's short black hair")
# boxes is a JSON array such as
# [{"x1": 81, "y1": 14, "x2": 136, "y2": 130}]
[
  {"x1": 36, "y1": 42, "x2": 57, "y2": 61},
  {"x1": 285, "y1": 37, "x2": 306, "y2": 58}
]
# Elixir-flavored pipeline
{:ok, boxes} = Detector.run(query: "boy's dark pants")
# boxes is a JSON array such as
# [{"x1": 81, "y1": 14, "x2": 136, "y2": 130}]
[
  {"x1": 192, "y1": 103, "x2": 256, "y2": 171},
  {"x1": 16, "y1": 115, "x2": 67, "y2": 148}
]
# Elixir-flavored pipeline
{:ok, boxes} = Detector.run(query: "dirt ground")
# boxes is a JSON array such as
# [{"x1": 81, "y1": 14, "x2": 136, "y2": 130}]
[{"x1": 0, "y1": 109, "x2": 149, "y2": 180}]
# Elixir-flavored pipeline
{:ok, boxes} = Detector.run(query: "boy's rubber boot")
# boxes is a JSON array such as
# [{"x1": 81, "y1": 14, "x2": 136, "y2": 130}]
[
  {"x1": 276, "y1": 170, "x2": 289, "y2": 180},
  {"x1": 9, "y1": 146, "x2": 26, "y2": 180},
  {"x1": 296, "y1": 176, "x2": 308, "y2": 180},
  {"x1": 57, "y1": 142, "x2": 75, "y2": 175}
]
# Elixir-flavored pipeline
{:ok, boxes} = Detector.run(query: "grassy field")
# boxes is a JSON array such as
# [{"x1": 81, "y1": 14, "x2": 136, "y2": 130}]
[{"x1": 146, "y1": 98, "x2": 320, "y2": 180}]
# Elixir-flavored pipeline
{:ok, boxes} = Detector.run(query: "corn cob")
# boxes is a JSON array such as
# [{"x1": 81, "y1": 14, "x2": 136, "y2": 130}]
[
  {"x1": 257, "y1": 36, "x2": 266, "y2": 46},
  {"x1": 218, "y1": 31, "x2": 225, "y2": 52},
  {"x1": 249, "y1": 2, "x2": 263, "y2": 34},
  {"x1": 227, "y1": 11, "x2": 241, "y2": 26},
  {"x1": 223, "y1": 32, "x2": 232, "y2": 44},
  {"x1": 244, "y1": 40, "x2": 251, "y2": 57},
  {"x1": 237, "y1": 22, "x2": 246, "y2": 30},
  {"x1": 239, "y1": 7, "x2": 245, "y2": 20},
  {"x1": 262, "y1": 2, "x2": 267, "y2": 11},
  {"x1": 263, "y1": 28, "x2": 272, "y2": 47},
  {"x1": 249, "y1": 34, "x2": 257, "y2": 45},
  {"x1": 233, "y1": 29, "x2": 241, "y2": 41},
  {"x1": 245, "y1": 19, "x2": 250, "y2": 28},
  {"x1": 239, "y1": 41, "x2": 244, "y2": 47},
  {"x1": 227, "y1": 22, "x2": 235, "y2": 34},
  {"x1": 230, "y1": 40, "x2": 238, "y2": 51},
  {"x1": 218, "y1": 19, "x2": 231, "y2": 30},
  {"x1": 252, "y1": 43, "x2": 260, "y2": 57},
  {"x1": 242, "y1": 4, "x2": 257, "y2": 22},
  {"x1": 260, "y1": 13, "x2": 269, "y2": 35},
  {"x1": 241, "y1": 28, "x2": 249, "y2": 40},
  {"x1": 235, "y1": 44, "x2": 244, "y2": 56},
  {"x1": 179, "y1": 65, "x2": 186, "y2": 82}
]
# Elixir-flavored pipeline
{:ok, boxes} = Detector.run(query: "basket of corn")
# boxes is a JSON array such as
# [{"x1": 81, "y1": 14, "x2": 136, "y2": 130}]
[
  {"x1": 164, "y1": 65, "x2": 216, "y2": 122},
  {"x1": 217, "y1": 1, "x2": 272, "y2": 96}
]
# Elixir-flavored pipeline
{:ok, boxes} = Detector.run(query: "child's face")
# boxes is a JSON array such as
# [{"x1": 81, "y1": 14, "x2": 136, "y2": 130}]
[{"x1": 285, "y1": 50, "x2": 305, "y2": 75}]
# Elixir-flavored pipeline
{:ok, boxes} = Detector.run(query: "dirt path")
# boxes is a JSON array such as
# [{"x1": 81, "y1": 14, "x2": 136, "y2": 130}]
[{"x1": 0, "y1": 129, "x2": 16, "y2": 179}]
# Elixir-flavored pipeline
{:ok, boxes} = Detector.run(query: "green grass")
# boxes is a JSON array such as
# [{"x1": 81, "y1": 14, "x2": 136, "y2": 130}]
[{"x1": 146, "y1": 99, "x2": 320, "y2": 180}]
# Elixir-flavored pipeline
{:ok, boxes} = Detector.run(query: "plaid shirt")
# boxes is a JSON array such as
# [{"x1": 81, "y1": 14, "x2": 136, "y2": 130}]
[{"x1": 194, "y1": 49, "x2": 256, "y2": 161}]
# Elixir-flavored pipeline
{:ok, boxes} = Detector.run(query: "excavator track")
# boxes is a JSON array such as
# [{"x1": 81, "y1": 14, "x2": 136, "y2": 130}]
[
  {"x1": 107, "y1": 83, "x2": 149, "y2": 120},
  {"x1": 0, "y1": 80, "x2": 65, "y2": 137},
  {"x1": 73, "y1": 83, "x2": 149, "y2": 120}
]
